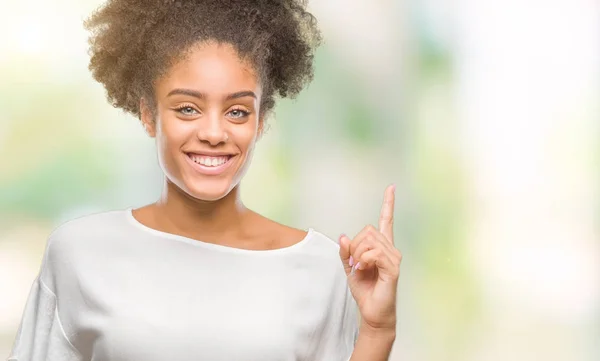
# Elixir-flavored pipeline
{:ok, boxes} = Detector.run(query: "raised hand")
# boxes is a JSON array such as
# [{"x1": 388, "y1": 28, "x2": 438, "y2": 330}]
[{"x1": 339, "y1": 184, "x2": 402, "y2": 331}]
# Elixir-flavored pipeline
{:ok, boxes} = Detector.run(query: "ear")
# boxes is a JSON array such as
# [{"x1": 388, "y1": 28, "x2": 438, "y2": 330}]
[
  {"x1": 257, "y1": 108, "x2": 270, "y2": 140},
  {"x1": 140, "y1": 98, "x2": 157, "y2": 138},
  {"x1": 257, "y1": 118, "x2": 265, "y2": 139}
]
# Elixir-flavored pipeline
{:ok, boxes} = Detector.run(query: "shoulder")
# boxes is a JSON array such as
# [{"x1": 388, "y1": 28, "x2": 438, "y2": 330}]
[
  {"x1": 40, "y1": 209, "x2": 129, "y2": 283},
  {"x1": 47, "y1": 208, "x2": 128, "y2": 247},
  {"x1": 306, "y1": 229, "x2": 342, "y2": 254},
  {"x1": 299, "y1": 228, "x2": 346, "y2": 274}
]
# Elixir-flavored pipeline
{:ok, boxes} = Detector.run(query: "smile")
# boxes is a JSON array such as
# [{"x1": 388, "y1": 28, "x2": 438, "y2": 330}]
[{"x1": 185, "y1": 152, "x2": 236, "y2": 176}]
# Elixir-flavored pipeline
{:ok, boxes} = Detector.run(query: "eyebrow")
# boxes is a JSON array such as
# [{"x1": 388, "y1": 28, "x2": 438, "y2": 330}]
[{"x1": 167, "y1": 88, "x2": 257, "y2": 101}]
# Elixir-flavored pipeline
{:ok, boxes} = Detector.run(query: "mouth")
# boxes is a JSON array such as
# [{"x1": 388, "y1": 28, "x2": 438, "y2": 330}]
[{"x1": 185, "y1": 152, "x2": 237, "y2": 176}]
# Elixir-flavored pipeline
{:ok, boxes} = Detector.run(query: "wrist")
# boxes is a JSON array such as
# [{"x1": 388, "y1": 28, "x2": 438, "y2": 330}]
[
  {"x1": 350, "y1": 323, "x2": 396, "y2": 361},
  {"x1": 359, "y1": 321, "x2": 397, "y2": 340}
]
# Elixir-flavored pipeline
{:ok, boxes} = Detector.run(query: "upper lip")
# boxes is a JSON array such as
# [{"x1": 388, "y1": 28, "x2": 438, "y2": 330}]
[{"x1": 185, "y1": 151, "x2": 235, "y2": 157}]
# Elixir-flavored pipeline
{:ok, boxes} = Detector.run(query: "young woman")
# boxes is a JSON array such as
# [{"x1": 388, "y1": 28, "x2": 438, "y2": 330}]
[{"x1": 8, "y1": 0, "x2": 401, "y2": 360}]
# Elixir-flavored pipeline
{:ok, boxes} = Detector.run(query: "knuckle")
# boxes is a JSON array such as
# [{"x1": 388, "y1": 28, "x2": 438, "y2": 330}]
[
  {"x1": 366, "y1": 239, "x2": 375, "y2": 248},
  {"x1": 367, "y1": 249, "x2": 381, "y2": 261},
  {"x1": 365, "y1": 224, "x2": 376, "y2": 232}
]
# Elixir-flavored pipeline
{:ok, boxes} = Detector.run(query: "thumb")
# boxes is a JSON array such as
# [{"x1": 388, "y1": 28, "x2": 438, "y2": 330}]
[{"x1": 339, "y1": 234, "x2": 352, "y2": 276}]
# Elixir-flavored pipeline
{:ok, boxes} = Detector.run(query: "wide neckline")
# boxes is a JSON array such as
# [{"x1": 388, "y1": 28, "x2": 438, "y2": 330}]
[{"x1": 124, "y1": 207, "x2": 315, "y2": 255}]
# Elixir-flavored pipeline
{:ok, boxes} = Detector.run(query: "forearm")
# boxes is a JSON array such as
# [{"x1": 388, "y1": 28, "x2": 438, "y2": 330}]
[{"x1": 349, "y1": 323, "x2": 396, "y2": 361}]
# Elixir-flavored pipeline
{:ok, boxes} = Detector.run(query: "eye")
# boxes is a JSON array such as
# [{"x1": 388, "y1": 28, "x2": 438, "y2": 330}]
[
  {"x1": 175, "y1": 105, "x2": 199, "y2": 116},
  {"x1": 227, "y1": 108, "x2": 250, "y2": 119}
]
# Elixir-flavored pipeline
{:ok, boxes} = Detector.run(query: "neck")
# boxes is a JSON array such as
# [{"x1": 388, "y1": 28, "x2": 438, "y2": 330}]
[{"x1": 151, "y1": 178, "x2": 250, "y2": 241}]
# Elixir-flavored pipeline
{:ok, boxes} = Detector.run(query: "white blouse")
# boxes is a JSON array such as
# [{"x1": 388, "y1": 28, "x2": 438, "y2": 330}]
[{"x1": 8, "y1": 209, "x2": 359, "y2": 361}]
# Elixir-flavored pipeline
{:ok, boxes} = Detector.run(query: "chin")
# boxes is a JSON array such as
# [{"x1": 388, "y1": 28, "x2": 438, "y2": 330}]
[{"x1": 184, "y1": 180, "x2": 235, "y2": 202}]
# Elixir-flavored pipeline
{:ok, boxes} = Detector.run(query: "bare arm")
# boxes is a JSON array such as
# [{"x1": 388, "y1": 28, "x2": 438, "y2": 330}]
[{"x1": 349, "y1": 323, "x2": 396, "y2": 361}]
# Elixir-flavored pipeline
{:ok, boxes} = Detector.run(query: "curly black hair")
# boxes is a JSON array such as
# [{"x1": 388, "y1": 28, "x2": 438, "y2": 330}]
[{"x1": 84, "y1": 0, "x2": 322, "y2": 121}]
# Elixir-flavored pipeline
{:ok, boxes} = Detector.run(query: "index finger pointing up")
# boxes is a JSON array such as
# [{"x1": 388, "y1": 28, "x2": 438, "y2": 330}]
[{"x1": 379, "y1": 184, "x2": 396, "y2": 243}]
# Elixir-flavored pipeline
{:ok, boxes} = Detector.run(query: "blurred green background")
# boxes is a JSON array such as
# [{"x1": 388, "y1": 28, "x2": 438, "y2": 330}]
[{"x1": 1, "y1": 0, "x2": 598, "y2": 360}]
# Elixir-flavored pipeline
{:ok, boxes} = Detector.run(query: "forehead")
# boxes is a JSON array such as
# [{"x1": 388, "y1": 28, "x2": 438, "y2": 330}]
[{"x1": 156, "y1": 42, "x2": 261, "y2": 98}]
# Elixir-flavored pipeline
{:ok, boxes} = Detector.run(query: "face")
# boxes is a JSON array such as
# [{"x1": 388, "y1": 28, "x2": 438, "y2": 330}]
[{"x1": 141, "y1": 42, "x2": 264, "y2": 201}]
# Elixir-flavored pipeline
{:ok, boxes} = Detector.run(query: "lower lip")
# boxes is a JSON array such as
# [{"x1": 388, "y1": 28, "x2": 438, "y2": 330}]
[{"x1": 185, "y1": 154, "x2": 236, "y2": 176}]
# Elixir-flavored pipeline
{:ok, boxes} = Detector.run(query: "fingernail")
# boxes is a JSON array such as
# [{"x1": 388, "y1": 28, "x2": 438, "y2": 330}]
[
  {"x1": 355, "y1": 262, "x2": 361, "y2": 270},
  {"x1": 391, "y1": 184, "x2": 396, "y2": 193},
  {"x1": 350, "y1": 263, "x2": 359, "y2": 276},
  {"x1": 349, "y1": 256, "x2": 354, "y2": 267}
]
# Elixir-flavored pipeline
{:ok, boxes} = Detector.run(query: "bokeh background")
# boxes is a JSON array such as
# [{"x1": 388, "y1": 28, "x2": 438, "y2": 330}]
[{"x1": 1, "y1": 0, "x2": 599, "y2": 360}]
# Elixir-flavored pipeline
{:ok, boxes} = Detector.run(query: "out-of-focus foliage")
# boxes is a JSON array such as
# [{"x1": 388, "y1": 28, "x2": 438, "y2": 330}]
[{"x1": 1, "y1": 1, "x2": 598, "y2": 360}]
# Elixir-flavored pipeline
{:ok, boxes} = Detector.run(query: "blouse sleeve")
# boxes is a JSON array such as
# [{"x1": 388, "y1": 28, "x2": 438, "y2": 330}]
[
  {"x1": 7, "y1": 276, "x2": 82, "y2": 361},
  {"x1": 342, "y1": 284, "x2": 360, "y2": 361},
  {"x1": 313, "y1": 281, "x2": 360, "y2": 361},
  {"x1": 8, "y1": 228, "x2": 82, "y2": 361}
]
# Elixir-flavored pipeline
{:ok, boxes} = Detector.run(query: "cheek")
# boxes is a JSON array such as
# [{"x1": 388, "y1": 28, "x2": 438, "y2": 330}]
[
  {"x1": 234, "y1": 119, "x2": 260, "y2": 148},
  {"x1": 234, "y1": 124, "x2": 259, "y2": 172},
  {"x1": 157, "y1": 117, "x2": 191, "y2": 149},
  {"x1": 239, "y1": 129, "x2": 258, "y2": 149},
  {"x1": 154, "y1": 119, "x2": 191, "y2": 174}
]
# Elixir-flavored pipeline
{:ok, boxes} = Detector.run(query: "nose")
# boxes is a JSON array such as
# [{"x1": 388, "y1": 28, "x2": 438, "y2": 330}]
[{"x1": 196, "y1": 111, "x2": 228, "y2": 146}]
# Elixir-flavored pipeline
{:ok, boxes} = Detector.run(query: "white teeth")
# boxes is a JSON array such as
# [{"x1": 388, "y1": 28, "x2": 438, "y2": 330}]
[{"x1": 190, "y1": 155, "x2": 229, "y2": 167}]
